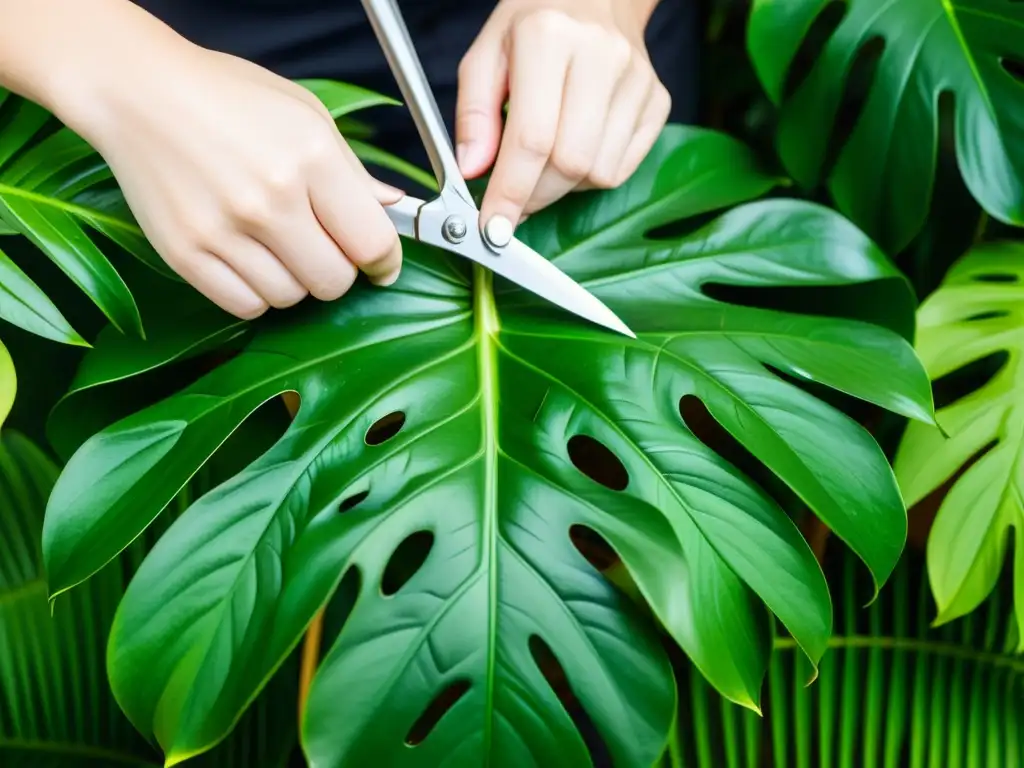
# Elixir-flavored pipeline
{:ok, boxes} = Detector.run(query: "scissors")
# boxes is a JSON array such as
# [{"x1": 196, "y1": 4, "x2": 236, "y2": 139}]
[{"x1": 360, "y1": 0, "x2": 635, "y2": 338}]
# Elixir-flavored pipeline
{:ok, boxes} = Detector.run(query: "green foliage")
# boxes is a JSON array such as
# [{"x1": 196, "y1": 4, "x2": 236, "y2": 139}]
[
  {"x1": 895, "y1": 243, "x2": 1024, "y2": 635},
  {"x1": 0, "y1": 428, "x2": 303, "y2": 767},
  {"x1": 39, "y1": 124, "x2": 931, "y2": 765},
  {"x1": 0, "y1": 339, "x2": 12, "y2": 427},
  {"x1": 747, "y1": 0, "x2": 1024, "y2": 252},
  {"x1": 663, "y1": 545, "x2": 1024, "y2": 768}
]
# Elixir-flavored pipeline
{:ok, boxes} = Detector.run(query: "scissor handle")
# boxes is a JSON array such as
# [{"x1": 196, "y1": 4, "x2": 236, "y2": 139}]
[{"x1": 360, "y1": 0, "x2": 474, "y2": 206}]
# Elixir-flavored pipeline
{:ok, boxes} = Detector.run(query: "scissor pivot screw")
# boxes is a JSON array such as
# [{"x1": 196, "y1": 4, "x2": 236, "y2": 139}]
[{"x1": 442, "y1": 215, "x2": 468, "y2": 244}]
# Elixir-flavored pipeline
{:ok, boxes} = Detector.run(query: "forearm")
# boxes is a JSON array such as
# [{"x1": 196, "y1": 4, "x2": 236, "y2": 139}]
[{"x1": 0, "y1": 0, "x2": 185, "y2": 127}]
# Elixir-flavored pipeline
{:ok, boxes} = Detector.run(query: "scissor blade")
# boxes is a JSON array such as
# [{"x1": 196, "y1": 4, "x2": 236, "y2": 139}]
[{"x1": 487, "y1": 238, "x2": 636, "y2": 338}]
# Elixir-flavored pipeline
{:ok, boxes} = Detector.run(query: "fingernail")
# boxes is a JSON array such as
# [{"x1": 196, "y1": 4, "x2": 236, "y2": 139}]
[
  {"x1": 483, "y1": 215, "x2": 514, "y2": 248},
  {"x1": 372, "y1": 179, "x2": 404, "y2": 203},
  {"x1": 374, "y1": 269, "x2": 401, "y2": 287},
  {"x1": 458, "y1": 141, "x2": 485, "y2": 175}
]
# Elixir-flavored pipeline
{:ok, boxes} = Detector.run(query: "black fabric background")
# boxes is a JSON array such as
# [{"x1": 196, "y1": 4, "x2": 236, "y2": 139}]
[{"x1": 133, "y1": 0, "x2": 699, "y2": 180}]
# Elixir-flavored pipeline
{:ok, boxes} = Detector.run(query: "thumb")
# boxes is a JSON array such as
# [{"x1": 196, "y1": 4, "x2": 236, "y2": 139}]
[{"x1": 455, "y1": 40, "x2": 507, "y2": 179}]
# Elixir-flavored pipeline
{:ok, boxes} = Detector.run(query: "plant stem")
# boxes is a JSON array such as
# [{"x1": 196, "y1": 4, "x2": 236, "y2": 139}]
[{"x1": 298, "y1": 611, "x2": 325, "y2": 724}]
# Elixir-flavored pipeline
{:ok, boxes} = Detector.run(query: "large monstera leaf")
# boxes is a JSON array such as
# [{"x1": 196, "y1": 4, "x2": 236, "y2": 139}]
[
  {"x1": 42, "y1": 127, "x2": 931, "y2": 767},
  {"x1": 747, "y1": 0, "x2": 1024, "y2": 252},
  {"x1": 895, "y1": 242, "x2": 1024, "y2": 638}
]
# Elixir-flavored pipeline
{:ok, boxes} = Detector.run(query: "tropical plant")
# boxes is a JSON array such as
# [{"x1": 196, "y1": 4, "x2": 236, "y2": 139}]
[{"x1": 0, "y1": 0, "x2": 1022, "y2": 764}]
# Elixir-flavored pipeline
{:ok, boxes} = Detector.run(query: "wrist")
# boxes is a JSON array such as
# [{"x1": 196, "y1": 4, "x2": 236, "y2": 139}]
[{"x1": 0, "y1": 0, "x2": 192, "y2": 139}]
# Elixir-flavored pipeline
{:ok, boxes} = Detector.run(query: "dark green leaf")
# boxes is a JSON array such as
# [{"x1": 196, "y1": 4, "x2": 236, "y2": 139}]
[
  {"x1": 44, "y1": 126, "x2": 929, "y2": 766},
  {"x1": 747, "y1": 0, "x2": 1024, "y2": 251}
]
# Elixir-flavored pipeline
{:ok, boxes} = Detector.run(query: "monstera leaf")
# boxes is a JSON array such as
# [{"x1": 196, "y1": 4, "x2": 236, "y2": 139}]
[
  {"x1": 895, "y1": 242, "x2": 1024, "y2": 637},
  {"x1": 747, "y1": 0, "x2": 1024, "y2": 252},
  {"x1": 42, "y1": 126, "x2": 932, "y2": 767}
]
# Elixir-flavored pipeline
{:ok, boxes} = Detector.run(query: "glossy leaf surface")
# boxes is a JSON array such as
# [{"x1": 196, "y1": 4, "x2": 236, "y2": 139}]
[
  {"x1": 895, "y1": 242, "x2": 1024, "y2": 637},
  {"x1": 747, "y1": 0, "x2": 1024, "y2": 251},
  {"x1": 0, "y1": 340, "x2": 13, "y2": 428},
  {"x1": 0, "y1": 92, "x2": 145, "y2": 337},
  {"x1": 43, "y1": 127, "x2": 931, "y2": 767}
]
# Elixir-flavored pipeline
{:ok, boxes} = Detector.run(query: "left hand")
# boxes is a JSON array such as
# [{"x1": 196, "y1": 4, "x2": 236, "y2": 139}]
[{"x1": 455, "y1": 0, "x2": 670, "y2": 233}]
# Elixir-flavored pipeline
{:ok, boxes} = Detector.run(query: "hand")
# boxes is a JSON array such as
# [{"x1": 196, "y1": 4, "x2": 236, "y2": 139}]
[
  {"x1": 66, "y1": 31, "x2": 403, "y2": 320},
  {"x1": 455, "y1": 0, "x2": 670, "y2": 232}
]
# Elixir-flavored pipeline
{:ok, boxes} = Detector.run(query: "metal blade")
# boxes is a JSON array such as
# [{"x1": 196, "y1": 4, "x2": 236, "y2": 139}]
[{"x1": 485, "y1": 237, "x2": 636, "y2": 338}]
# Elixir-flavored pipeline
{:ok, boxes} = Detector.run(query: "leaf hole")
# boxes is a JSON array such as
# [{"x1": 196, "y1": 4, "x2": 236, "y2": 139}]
[
  {"x1": 780, "y1": 1, "x2": 846, "y2": 100},
  {"x1": 529, "y1": 635, "x2": 612, "y2": 766},
  {"x1": 932, "y1": 351, "x2": 1008, "y2": 410},
  {"x1": 973, "y1": 273, "x2": 1018, "y2": 283},
  {"x1": 365, "y1": 410, "x2": 406, "y2": 445},
  {"x1": 1001, "y1": 57, "x2": 1024, "y2": 84},
  {"x1": 319, "y1": 567, "x2": 361, "y2": 660},
  {"x1": 339, "y1": 489, "x2": 370, "y2": 513},
  {"x1": 567, "y1": 434, "x2": 629, "y2": 491},
  {"x1": 965, "y1": 310, "x2": 1009, "y2": 322},
  {"x1": 679, "y1": 394, "x2": 799, "y2": 512},
  {"x1": 381, "y1": 530, "x2": 434, "y2": 596},
  {"x1": 907, "y1": 439, "x2": 998, "y2": 551},
  {"x1": 405, "y1": 680, "x2": 471, "y2": 746},
  {"x1": 569, "y1": 524, "x2": 622, "y2": 574},
  {"x1": 821, "y1": 36, "x2": 885, "y2": 179},
  {"x1": 701, "y1": 280, "x2": 911, "y2": 337}
]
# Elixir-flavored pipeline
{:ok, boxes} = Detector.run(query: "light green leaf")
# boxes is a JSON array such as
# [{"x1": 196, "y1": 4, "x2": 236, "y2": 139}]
[
  {"x1": 895, "y1": 242, "x2": 1024, "y2": 637},
  {"x1": 0, "y1": 340, "x2": 13, "y2": 427},
  {"x1": 747, "y1": 0, "x2": 1024, "y2": 251},
  {"x1": 348, "y1": 137, "x2": 439, "y2": 193},
  {"x1": 44, "y1": 126, "x2": 929, "y2": 766},
  {"x1": 0, "y1": 243, "x2": 86, "y2": 345},
  {"x1": 298, "y1": 78, "x2": 399, "y2": 118}
]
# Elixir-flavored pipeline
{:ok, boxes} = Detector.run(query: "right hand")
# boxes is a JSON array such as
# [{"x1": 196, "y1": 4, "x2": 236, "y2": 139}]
[{"x1": 69, "y1": 38, "x2": 404, "y2": 320}]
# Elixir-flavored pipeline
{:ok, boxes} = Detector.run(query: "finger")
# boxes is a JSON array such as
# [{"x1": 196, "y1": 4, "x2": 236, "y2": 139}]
[
  {"x1": 479, "y1": 15, "x2": 573, "y2": 235},
  {"x1": 455, "y1": 36, "x2": 508, "y2": 178},
  {"x1": 308, "y1": 148, "x2": 402, "y2": 286},
  {"x1": 614, "y1": 82, "x2": 672, "y2": 185},
  {"x1": 170, "y1": 249, "x2": 269, "y2": 320},
  {"x1": 333, "y1": 133, "x2": 406, "y2": 205},
  {"x1": 521, "y1": 41, "x2": 632, "y2": 214},
  {"x1": 215, "y1": 235, "x2": 308, "y2": 309},
  {"x1": 260, "y1": 206, "x2": 360, "y2": 301},
  {"x1": 587, "y1": 61, "x2": 656, "y2": 188}
]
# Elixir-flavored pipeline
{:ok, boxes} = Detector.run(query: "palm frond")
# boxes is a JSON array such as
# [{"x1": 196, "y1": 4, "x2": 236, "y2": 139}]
[
  {"x1": 0, "y1": 91, "x2": 166, "y2": 342},
  {"x1": 664, "y1": 544, "x2": 1023, "y2": 767}
]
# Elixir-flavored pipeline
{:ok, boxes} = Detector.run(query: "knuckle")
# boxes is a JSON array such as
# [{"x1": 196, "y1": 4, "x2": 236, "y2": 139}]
[
  {"x1": 262, "y1": 164, "x2": 304, "y2": 199},
  {"x1": 551, "y1": 148, "x2": 592, "y2": 180},
  {"x1": 605, "y1": 36, "x2": 633, "y2": 68},
  {"x1": 517, "y1": 128, "x2": 555, "y2": 160},
  {"x1": 268, "y1": 285, "x2": 308, "y2": 310},
  {"x1": 654, "y1": 83, "x2": 672, "y2": 117},
  {"x1": 518, "y1": 8, "x2": 571, "y2": 39},
  {"x1": 235, "y1": 297, "x2": 269, "y2": 320},
  {"x1": 308, "y1": 266, "x2": 356, "y2": 302},
  {"x1": 227, "y1": 189, "x2": 274, "y2": 226},
  {"x1": 587, "y1": 167, "x2": 619, "y2": 190},
  {"x1": 355, "y1": 230, "x2": 400, "y2": 268}
]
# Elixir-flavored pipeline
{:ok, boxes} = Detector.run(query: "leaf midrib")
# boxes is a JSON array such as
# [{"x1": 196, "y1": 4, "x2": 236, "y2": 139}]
[
  {"x1": 473, "y1": 264, "x2": 500, "y2": 760},
  {"x1": 0, "y1": 182, "x2": 140, "y2": 237}
]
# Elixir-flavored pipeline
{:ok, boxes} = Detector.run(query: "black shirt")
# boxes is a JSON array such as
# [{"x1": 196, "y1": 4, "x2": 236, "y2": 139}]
[{"x1": 134, "y1": 0, "x2": 698, "y2": 177}]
